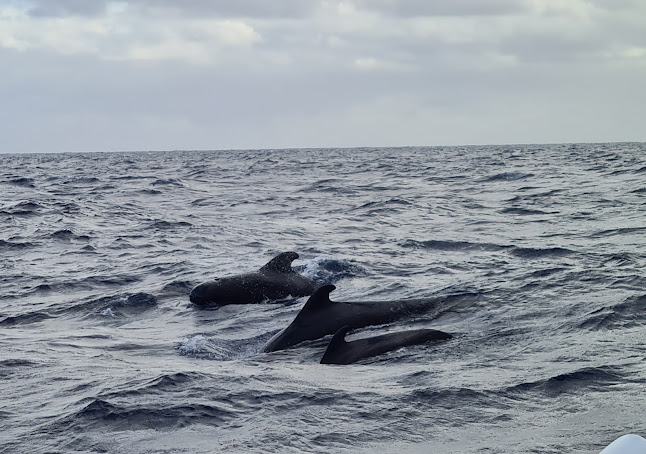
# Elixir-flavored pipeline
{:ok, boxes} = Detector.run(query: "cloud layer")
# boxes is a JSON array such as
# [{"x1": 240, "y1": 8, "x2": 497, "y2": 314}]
[{"x1": 1, "y1": 0, "x2": 645, "y2": 152}]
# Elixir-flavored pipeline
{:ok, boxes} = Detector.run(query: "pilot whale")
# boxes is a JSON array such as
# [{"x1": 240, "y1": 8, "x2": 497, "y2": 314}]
[
  {"x1": 263, "y1": 284, "x2": 451, "y2": 352},
  {"x1": 320, "y1": 325, "x2": 452, "y2": 365},
  {"x1": 189, "y1": 252, "x2": 318, "y2": 307}
]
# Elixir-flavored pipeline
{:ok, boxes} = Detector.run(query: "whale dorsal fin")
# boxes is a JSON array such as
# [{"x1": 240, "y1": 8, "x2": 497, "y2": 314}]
[
  {"x1": 260, "y1": 251, "x2": 299, "y2": 273},
  {"x1": 330, "y1": 325, "x2": 351, "y2": 345},
  {"x1": 320, "y1": 326, "x2": 351, "y2": 364},
  {"x1": 297, "y1": 284, "x2": 336, "y2": 316}
]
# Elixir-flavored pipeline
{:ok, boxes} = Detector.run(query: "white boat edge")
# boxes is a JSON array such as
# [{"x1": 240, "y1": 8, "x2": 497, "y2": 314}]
[{"x1": 599, "y1": 434, "x2": 646, "y2": 454}]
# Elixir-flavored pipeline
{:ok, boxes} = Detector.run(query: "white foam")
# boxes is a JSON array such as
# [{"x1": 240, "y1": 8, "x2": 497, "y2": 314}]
[
  {"x1": 177, "y1": 334, "x2": 262, "y2": 361},
  {"x1": 100, "y1": 307, "x2": 116, "y2": 318},
  {"x1": 300, "y1": 255, "x2": 330, "y2": 280},
  {"x1": 177, "y1": 334, "x2": 208, "y2": 356}
]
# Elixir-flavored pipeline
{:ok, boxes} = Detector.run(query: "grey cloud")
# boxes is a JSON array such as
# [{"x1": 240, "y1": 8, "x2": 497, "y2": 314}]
[
  {"x1": 498, "y1": 33, "x2": 607, "y2": 63},
  {"x1": 4, "y1": 0, "x2": 646, "y2": 153},
  {"x1": 131, "y1": 0, "x2": 316, "y2": 18},
  {"x1": 27, "y1": 0, "x2": 108, "y2": 17},
  {"x1": 353, "y1": 0, "x2": 526, "y2": 17},
  {"x1": 1, "y1": 49, "x2": 403, "y2": 148},
  {"x1": 24, "y1": 0, "x2": 316, "y2": 19},
  {"x1": 587, "y1": 0, "x2": 643, "y2": 10}
]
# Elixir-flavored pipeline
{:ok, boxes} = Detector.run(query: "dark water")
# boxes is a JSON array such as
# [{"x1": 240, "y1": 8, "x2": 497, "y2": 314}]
[{"x1": 1, "y1": 144, "x2": 645, "y2": 453}]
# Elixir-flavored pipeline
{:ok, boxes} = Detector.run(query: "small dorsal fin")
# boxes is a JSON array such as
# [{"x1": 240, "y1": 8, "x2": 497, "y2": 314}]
[
  {"x1": 259, "y1": 251, "x2": 299, "y2": 273},
  {"x1": 297, "y1": 284, "x2": 336, "y2": 316},
  {"x1": 320, "y1": 326, "x2": 352, "y2": 364},
  {"x1": 330, "y1": 326, "x2": 351, "y2": 345}
]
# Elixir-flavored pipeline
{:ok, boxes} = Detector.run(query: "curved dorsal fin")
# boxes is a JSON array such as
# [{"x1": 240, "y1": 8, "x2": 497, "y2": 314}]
[
  {"x1": 297, "y1": 284, "x2": 336, "y2": 316},
  {"x1": 320, "y1": 326, "x2": 352, "y2": 364},
  {"x1": 330, "y1": 325, "x2": 351, "y2": 345},
  {"x1": 260, "y1": 251, "x2": 299, "y2": 273}
]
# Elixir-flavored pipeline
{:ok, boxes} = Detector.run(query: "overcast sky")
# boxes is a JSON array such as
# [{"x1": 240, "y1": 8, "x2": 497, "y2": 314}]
[{"x1": 1, "y1": 0, "x2": 645, "y2": 153}]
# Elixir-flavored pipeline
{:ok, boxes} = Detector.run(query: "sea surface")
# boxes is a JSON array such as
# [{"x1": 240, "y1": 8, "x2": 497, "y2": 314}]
[{"x1": 1, "y1": 144, "x2": 645, "y2": 454}]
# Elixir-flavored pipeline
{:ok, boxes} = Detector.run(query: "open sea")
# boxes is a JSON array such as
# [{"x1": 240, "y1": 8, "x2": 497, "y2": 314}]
[{"x1": 1, "y1": 143, "x2": 645, "y2": 454}]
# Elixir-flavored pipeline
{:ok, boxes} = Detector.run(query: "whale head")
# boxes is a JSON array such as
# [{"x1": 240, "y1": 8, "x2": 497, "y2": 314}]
[{"x1": 189, "y1": 280, "x2": 221, "y2": 306}]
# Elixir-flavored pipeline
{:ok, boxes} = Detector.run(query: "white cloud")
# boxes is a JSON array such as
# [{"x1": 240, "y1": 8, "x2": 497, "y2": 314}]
[
  {"x1": 527, "y1": 0, "x2": 598, "y2": 21},
  {"x1": 0, "y1": 4, "x2": 261, "y2": 64},
  {"x1": 1, "y1": 0, "x2": 645, "y2": 153},
  {"x1": 620, "y1": 46, "x2": 646, "y2": 59},
  {"x1": 352, "y1": 0, "x2": 525, "y2": 17},
  {"x1": 354, "y1": 57, "x2": 378, "y2": 70}
]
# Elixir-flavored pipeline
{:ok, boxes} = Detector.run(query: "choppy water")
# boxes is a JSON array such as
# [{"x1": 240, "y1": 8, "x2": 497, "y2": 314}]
[{"x1": 1, "y1": 144, "x2": 645, "y2": 453}]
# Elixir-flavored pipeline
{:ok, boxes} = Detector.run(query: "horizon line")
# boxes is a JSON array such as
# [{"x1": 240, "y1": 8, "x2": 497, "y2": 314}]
[{"x1": 3, "y1": 140, "x2": 645, "y2": 155}]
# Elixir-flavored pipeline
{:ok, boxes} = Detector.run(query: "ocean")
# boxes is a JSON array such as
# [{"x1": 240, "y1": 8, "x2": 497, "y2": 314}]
[{"x1": 1, "y1": 143, "x2": 645, "y2": 453}]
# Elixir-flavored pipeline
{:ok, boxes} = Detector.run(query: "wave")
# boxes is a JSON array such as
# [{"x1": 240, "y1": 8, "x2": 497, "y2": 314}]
[
  {"x1": 0, "y1": 359, "x2": 40, "y2": 367},
  {"x1": 0, "y1": 311, "x2": 54, "y2": 327},
  {"x1": 51, "y1": 229, "x2": 91, "y2": 241},
  {"x1": 507, "y1": 189, "x2": 564, "y2": 202},
  {"x1": 57, "y1": 397, "x2": 234, "y2": 431},
  {"x1": 300, "y1": 179, "x2": 356, "y2": 194},
  {"x1": 76, "y1": 275, "x2": 143, "y2": 289},
  {"x1": 134, "y1": 188, "x2": 161, "y2": 195},
  {"x1": 3, "y1": 177, "x2": 35, "y2": 187},
  {"x1": 90, "y1": 184, "x2": 117, "y2": 192},
  {"x1": 400, "y1": 239, "x2": 507, "y2": 252},
  {"x1": 401, "y1": 239, "x2": 575, "y2": 260},
  {"x1": 577, "y1": 294, "x2": 646, "y2": 330},
  {"x1": 68, "y1": 291, "x2": 158, "y2": 318},
  {"x1": 149, "y1": 220, "x2": 193, "y2": 230},
  {"x1": 190, "y1": 197, "x2": 212, "y2": 206},
  {"x1": 88, "y1": 293, "x2": 158, "y2": 319},
  {"x1": 98, "y1": 372, "x2": 210, "y2": 399},
  {"x1": 71, "y1": 176, "x2": 100, "y2": 184},
  {"x1": 0, "y1": 239, "x2": 36, "y2": 250},
  {"x1": 0, "y1": 359, "x2": 42, "y2": 378},
  {"x1": 409, "y1": 366, "x2": 626, "y2": 406},
  {"x1": 408, "y1": 387, "x2": 498, "y2": 408},
  {"x1": 152, "y1": 178, "x2": 184, "y2": 186},
  {"x1": 159, "y1": 280, "x2": 195, "y2": 297},
  {"x1": 500, "y1": 207, "x2": 550, "y2": 216},
  {"x1": 602, "y1": 253, "x2": 637, "y2": 267},
  {"x1": 509, "y1": 246, "x2": 574, "y2": 259},
  {"x1": 0, "y1": 201, "x2": 42, "y2": 216},
  {"x1": 353, "y1": 198, "x2": 415, "y2": 214},
  {"x1": 17, "y1": 275, "x2": 143, "y2": 298},
  {"x1": 481, "y1": 172, "x2": 534, "y2": 182},
  {"x1": 505, "y1": 366, "x2": 625, "y2": 396},
  {"x1": 530, "y1": 267, "x2": 568, "y2": 278},
  {"x1": 111, "y1": 175, "x2": 149, "y2": 181},
  {"x1": 588, "y1": 226, "x2": 646, "y2": 238},
  {"x1": 2, "y1": 292, "x2": 159, "y2": 325}
]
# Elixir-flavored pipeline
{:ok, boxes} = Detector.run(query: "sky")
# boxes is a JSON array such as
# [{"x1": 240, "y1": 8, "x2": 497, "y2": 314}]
[{"x1": 1, "y1": 0, "x2": 645, "y2": 153}]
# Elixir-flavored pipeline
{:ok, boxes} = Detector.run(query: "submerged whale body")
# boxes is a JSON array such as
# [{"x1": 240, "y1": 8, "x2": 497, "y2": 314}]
[
  {"x1": 189, "y1": 252, "x2": 318, "y2": 307},
  {"x1": 320, "y1": 325, "x2": 452, "y2": 365},
  {"x1": 263, "y1": 284, "x2": 450, "y2": 352}
]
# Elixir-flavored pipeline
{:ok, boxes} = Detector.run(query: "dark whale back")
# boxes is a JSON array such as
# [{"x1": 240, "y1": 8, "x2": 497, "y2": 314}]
[
  {"x1": 189, "y1": 252, "x2": 318, "y2": 307},
  {"x1": 320, "y1": 326, "x2": 452, "y2": 365},
  {"x1": 262, "y1": 285, "x2": 448, "y2": 352}
]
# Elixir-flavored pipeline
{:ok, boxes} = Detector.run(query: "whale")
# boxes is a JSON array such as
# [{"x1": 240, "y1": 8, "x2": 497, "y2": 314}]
[
  {"x1": 263, "y1": 284, "x2": 452, "y2": 352},
  {"x1": 320, "y1": 325, "x2": 452, "y2": 364},
  {"x1": 189, "y1": 252, "x2": 319, "y2": 307}
]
